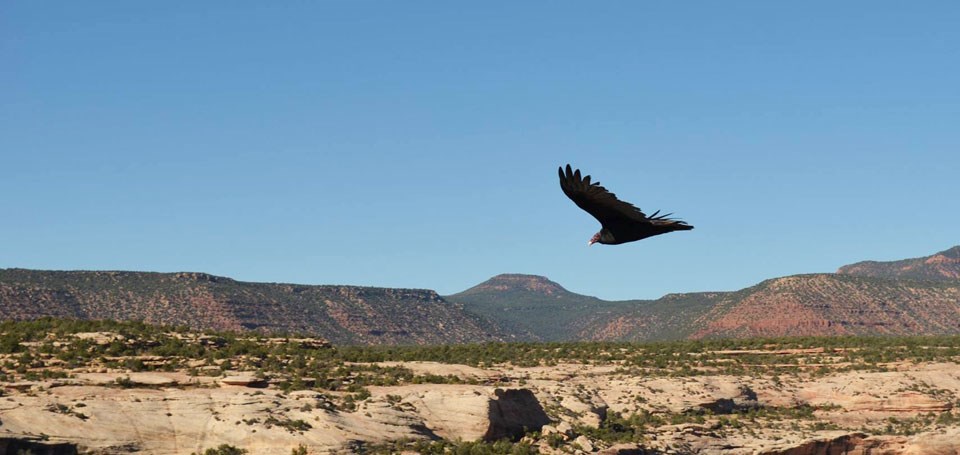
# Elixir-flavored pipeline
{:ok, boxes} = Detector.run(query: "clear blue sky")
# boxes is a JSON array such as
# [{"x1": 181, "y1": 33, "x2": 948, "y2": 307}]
[{"x1": 2, "y1": 2, "x2": 958, "y2": 300}]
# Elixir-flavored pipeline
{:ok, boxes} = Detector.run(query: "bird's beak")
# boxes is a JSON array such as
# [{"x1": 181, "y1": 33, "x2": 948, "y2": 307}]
[{"x1": 588, "y1": 240, "x2": 596, "y2": 246}]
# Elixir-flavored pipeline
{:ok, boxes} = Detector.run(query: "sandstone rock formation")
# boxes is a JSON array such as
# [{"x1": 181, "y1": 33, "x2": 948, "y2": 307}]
[
  {"x1": 0, "y1": 373, "x2": 553, "y2": 454},
  {"x1": 4, "y1": 357, "x2": 960, "y2": 454}
]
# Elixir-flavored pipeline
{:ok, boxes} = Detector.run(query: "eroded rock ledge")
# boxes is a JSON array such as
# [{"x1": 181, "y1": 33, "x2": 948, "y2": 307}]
[{"x1": 3, "y1": 361, "x2": 960, "y2": 453}]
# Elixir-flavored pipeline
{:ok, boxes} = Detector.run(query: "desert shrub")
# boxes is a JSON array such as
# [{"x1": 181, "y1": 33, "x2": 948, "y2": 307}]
[
  {"x1": 264, "y1": 416, "x2": 312, "y2": 433},
  {"x1": 113, "y1": 376, "x2": 136, "y2": 388},
  {"x1": 373, "y1": 439, "x2": 536, "y2": 455},
  {"x1": 193, "y1": 444, "x2": 247, "y2": 455}
]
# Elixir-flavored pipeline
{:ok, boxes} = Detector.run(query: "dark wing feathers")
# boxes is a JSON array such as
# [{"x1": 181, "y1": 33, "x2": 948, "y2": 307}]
[
  {"x1": 558, "y1": 164, "x2": 692, "y2": 234},
  {"x1": 558, "y1": 164, "x2": 653, "y2": 226}
]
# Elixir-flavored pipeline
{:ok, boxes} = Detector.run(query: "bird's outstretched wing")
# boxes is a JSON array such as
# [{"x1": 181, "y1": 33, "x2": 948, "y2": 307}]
[
  {"x1": 558, "y1": 163, "x2": 690, "y2": 231},
  {"x1": 558, "y1": 164, "x2": 653, "y2": 225}
]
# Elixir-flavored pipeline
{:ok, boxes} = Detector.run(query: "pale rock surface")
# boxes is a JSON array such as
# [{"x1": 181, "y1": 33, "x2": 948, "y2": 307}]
[
  {"x1": 0, "y1": 381, "x2": 549, "y2": 454},
  {"x1": 394, "y1": 385, "x2": 493, "y2": 440},
  {"x1": 559, "y1": 393, "x2": 608, "y2": 427},
  {"x1": 382, "y1": 385, "x2": 550, "y2": 441},
  {"x1": 220, "y1": 375, "x2": 266, "y2": 387},
  {"x1": 901, "y1": 427, "x2": 960, "y2": 454},
  {"x1": 5, "y1": 361, "x2": 960, "y2": 453},
  {"x1": 574, "y1": 435, "x2": 594, "y2": 452}
]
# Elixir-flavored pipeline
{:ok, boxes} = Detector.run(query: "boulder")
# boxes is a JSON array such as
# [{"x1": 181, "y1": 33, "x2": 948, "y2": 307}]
[{"x1": 574, "y1": 435, "x2": 595, "y2": 452}]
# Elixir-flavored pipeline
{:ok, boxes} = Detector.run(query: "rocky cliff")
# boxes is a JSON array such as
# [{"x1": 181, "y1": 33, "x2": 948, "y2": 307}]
[{"x1": 4, "y1": 323, "x2": 960, "y2": 454}]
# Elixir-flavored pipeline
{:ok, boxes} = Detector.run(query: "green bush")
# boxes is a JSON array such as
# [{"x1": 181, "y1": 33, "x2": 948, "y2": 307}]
[{"x1": 193, "y1": 444, "x2": 247, "y2": 455}]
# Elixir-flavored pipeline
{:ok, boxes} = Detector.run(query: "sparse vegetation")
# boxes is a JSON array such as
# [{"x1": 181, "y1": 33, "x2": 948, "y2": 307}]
[
  {"x1": 264, "y1": 416, "x2": 312, "y2": 433},
  {"x1": 4, "y1": 318, "x2": 960, "y2": 392},
  {"x1": 45, "y1": 403, "x2": 89, "y2": 421},
  {"x1": 113, "y1": 375, "x2": 136, "y2": 388},
  {"x1": 3, "y1": 318, "x2": 960, "y2": 453},
  {"x1": 362, "y1": 438, "x2": 537, "y2": 455},
  {"x1": 192, "y1": 444, "x2": 247, "y2": 455}
]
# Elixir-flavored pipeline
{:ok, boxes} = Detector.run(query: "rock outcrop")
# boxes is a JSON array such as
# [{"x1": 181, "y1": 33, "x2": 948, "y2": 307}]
[
  {"x1": 0, "y1": 438, "x2": 78, "y2": 455},
  {"x1": 486, "y1": 389, "x2": 552, "y2": 440},
  {"x1": 0, "y1": 377, "x2": 552, "y2": 454},
  {"x1": 5, "y1": 354, "x2": 960, "y2": 453}
]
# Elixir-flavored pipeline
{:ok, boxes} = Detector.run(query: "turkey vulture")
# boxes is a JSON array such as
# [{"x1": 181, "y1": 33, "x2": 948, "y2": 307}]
[{"x1": 559, "y1": 164, "x2": 693, "y2": 245}]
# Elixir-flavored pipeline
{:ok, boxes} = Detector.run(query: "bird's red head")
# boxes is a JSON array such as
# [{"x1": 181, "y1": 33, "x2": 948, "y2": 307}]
[{"x1": 588, "y1": 232, "x2": 601, "y2": 246}]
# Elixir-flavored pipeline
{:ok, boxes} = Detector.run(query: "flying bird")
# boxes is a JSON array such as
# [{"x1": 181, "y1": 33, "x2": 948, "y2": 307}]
[{"x1": 558, "y1": 164, "x2": 693, "y2": 245}]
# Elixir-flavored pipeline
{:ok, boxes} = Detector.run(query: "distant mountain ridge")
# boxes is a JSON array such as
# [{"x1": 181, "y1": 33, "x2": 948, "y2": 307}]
[
  {"x1": 445, "y1": 274, "x2": 637, "y2": 341},
  {"x1": 687, "y1": 272, "x2": 960, "y2": 339},
  {"x1": 838, "y1": 246, "x2": 960, "y2": 281},
  {"x1": 444, "y1": 247, "x2": 960, "y2": 341},
  {"x1": 0, "y1": 269, "x2": 508, "y2": 345},
  {"x1": 1, "y1": 246, "x2": 958, "y2": 344}
]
